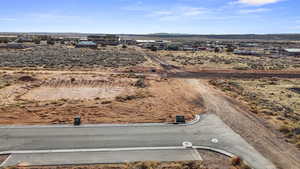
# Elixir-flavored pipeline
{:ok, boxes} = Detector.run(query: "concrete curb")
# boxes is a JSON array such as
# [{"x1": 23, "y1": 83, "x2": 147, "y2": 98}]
[
  {"x1": 0, "y1": 145, "x2": 234, "y2": 164},
  {"x1": 0, "y1": 145, "x2": 233, "y2": 159},
  {"x1": 0, "y1": 147, "x2": 205, "y2": 167},
  {"x1": 194, "y1": 146, "x2": 235, "y2": 158},
  {"x1": 0, "y1": 115, "x2": 201, "y2": 129}
]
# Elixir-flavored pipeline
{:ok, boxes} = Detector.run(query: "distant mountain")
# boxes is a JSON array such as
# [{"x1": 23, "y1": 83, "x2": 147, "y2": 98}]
[
  {"x1": 148, "y1": 33, "x2": 192, "y2": 36},
  {"x1": 1, "y1": 32, "x2": 300, "y2": 41},
  {"x1": 140, "y1": 33, "x2": 300, "y2": 41}
]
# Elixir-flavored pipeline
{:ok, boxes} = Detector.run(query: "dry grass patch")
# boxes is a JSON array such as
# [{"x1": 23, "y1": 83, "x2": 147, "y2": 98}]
[
  {"x1": 210, "y1": 78, "x2": 300, "y2": 148},
  {"x1": 158, "y1": 50, "x2": 300, "y2": 71}
]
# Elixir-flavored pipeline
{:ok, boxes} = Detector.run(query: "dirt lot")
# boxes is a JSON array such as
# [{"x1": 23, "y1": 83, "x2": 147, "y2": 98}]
[
  {"x1": 209, "y1": 78, "x2": 300, "y2": 149},
  {"x1": 0, "y1": 71, "x2": 203, "y2": 125},
  {"x1": 198, "y1": 150, "x2": 233, "y2": 169},
  {"x1": 158, "y1": 50, "x2": 300, "y2": 71}
]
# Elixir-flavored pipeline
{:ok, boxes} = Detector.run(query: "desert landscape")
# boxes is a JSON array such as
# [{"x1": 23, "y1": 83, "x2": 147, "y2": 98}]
[{"x1": 0, "y1": 33, "x2": 300, "y2": 169}]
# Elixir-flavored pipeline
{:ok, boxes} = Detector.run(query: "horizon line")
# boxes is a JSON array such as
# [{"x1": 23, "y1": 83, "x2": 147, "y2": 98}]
[{"x1": 0, "y1": 32, "x2": 300, "y2": 36}]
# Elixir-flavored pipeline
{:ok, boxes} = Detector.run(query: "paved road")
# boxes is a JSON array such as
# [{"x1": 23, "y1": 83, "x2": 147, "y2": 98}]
[
  {"x1": 1, "y1": 149, "x2": 201, "y2": 167},
  {"x1": 0, "y1": 114, "x2": 275, "y2": 169}
]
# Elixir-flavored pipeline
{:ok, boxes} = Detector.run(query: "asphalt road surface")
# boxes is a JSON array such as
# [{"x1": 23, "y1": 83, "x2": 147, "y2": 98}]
[
  {"x1": 0, "y1": 114, "x2": 276, "y2": 169},
  {"x1": 1, "y1": 149, "x2": 202, "y2": 167}
]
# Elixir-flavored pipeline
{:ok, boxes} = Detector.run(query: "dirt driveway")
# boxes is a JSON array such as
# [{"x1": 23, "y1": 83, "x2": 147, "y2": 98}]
[{"x1": 187, "y1": 79, "x2": 300, "y2": 169}]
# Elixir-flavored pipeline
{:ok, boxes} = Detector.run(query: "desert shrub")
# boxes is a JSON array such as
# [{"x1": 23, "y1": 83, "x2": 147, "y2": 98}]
[
  {"x1": 247, "y1": 63, "x2": 265, "y2": 70},
  {"x1": 116, "y1": 95, "x2": 137, "y2": 102},
  {"x1": 230, "y1": 157, "x2": 252, "y2": 169},
  {"x1": 224, "y1": 60, "x2": 233, "y2": 64},
  {"x1": 233, "y1": 66, "x2": 249, "y2": 70},
  {"x1": 132, "y1": 161, "x2": 158, "y2": 169},
  {"x1": 18, "y1": 75, "x2": 36, "y2": 82},
  {"x1": 279, "y1": 124, "x2": 292, "y2": 133},
  {"x1": 296, "y1": 141, "x2": 300, "y2": 149},
  {"x1": 101, "y1": 100, "x2": 112, "y2": 104},
  {"x1": 231, "y1": 157, "x2": 242, "y2": 166},
  {"x1": 115, "y1": 90, "x2": 152, "y2": 102},
  {"x1": 259, "y1": 109, "x2": 275, "y2": 116},
  {"x1": 183, "y1": 161, "x2": 200, "y2": 169},
  {"x1": 292, "y1": 64, "x2": 300, "y2": 68},
  {"x1": 228, "y1": 81, "x2": 243, "y2": 90},
  {"x1": 134, "y1": 78, "x2": 147, "y2": 88}
]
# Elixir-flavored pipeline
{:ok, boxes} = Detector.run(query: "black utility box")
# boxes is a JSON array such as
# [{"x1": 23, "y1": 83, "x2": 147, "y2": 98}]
[
  {"x1": 74, "y1": 116, "x2": 81, "y2": 126},
  {"x1": 176, "y1": 115, "x2": 186, "y2": 124}
]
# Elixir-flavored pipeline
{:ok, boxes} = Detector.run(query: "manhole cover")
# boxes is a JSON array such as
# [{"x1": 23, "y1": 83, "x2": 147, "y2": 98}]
[
  {"x1": 211, "y1": 138, "x2": 219, "y2": 143},
  {"x1": 182, "y1": 141, "x2": 193, "y2": 148}
]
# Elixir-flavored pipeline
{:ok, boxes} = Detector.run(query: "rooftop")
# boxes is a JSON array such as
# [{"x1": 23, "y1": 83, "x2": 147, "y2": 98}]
[
  {"x1": 284, "y1": 48, "x2": 300, "y2": 53},
  {"x1": 78, "y1": 41, "x2": 97, "y2": 45}
]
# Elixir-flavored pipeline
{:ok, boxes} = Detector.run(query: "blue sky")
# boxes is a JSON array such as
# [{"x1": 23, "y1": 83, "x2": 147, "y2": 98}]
[{"x1": 0, "y1": 0, "x2": 299, "y2": 34}]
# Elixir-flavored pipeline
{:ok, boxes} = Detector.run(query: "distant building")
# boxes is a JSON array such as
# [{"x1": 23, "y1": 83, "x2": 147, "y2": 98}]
[
  {"x1": 121, "y1": 39, "x2": 136, "y2": 45},
  {"x1": 136, "y1": 40, "x2": 170, "y2": 44},
  {"x1": 136, "y1": 40, "x2": 156, "y2": 44},
  {"x1": 198, "y1": 47, "x2": 208, "y2": 51},
  {"x1": 233, "y1": 49, "x2": 260, "y2": 56},
  {"x1": 87, "y1": 34, "x2": 119, "y2": 45},
  {"x1": 136, "y1": 40, "x2": 171, "y2": 50},
  {"x1": 76, "y1": 41, "x2": 97, "y2": 49},
  {"x1": 283, "y1": 48, "x2": 300, "y2": 56},
  {"x1": 6, "y1": 42, "x2": 27, "y2": 49},
  {"x1": 17, "y1": 36, "x2": 33, "y2": 43}
]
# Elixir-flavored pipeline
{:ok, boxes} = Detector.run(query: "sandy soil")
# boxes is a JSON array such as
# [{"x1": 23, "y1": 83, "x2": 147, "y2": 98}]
[
  {"x1": 197, "y1": 150, "x2": 232, "y2": 169},
  {"x1": 0, "y1": 72, "x2": 203, "y2": 125},
  {"x1": 187, "y1": 79, "x2": 300, "y2": 169}
]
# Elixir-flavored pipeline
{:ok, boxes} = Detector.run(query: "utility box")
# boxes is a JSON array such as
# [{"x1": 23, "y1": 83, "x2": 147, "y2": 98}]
[
  {"x1": 74, "y1": 116, "x2": 81, "y2": 126},
  {"x1": 176, "y1": 115, "x2": 186, "y2": 124}
]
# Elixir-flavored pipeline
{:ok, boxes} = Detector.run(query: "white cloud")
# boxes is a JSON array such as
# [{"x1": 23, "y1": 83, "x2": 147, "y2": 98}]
[
  {"x1": 239, "y1": 8, "x2": 271, "y2": 13},
  {"x1": 237, "y1": 0, "x2": 282, "y2": 6},
  {"x1": 149, "y1": 6, "x2": 207, "y2": 21}
]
